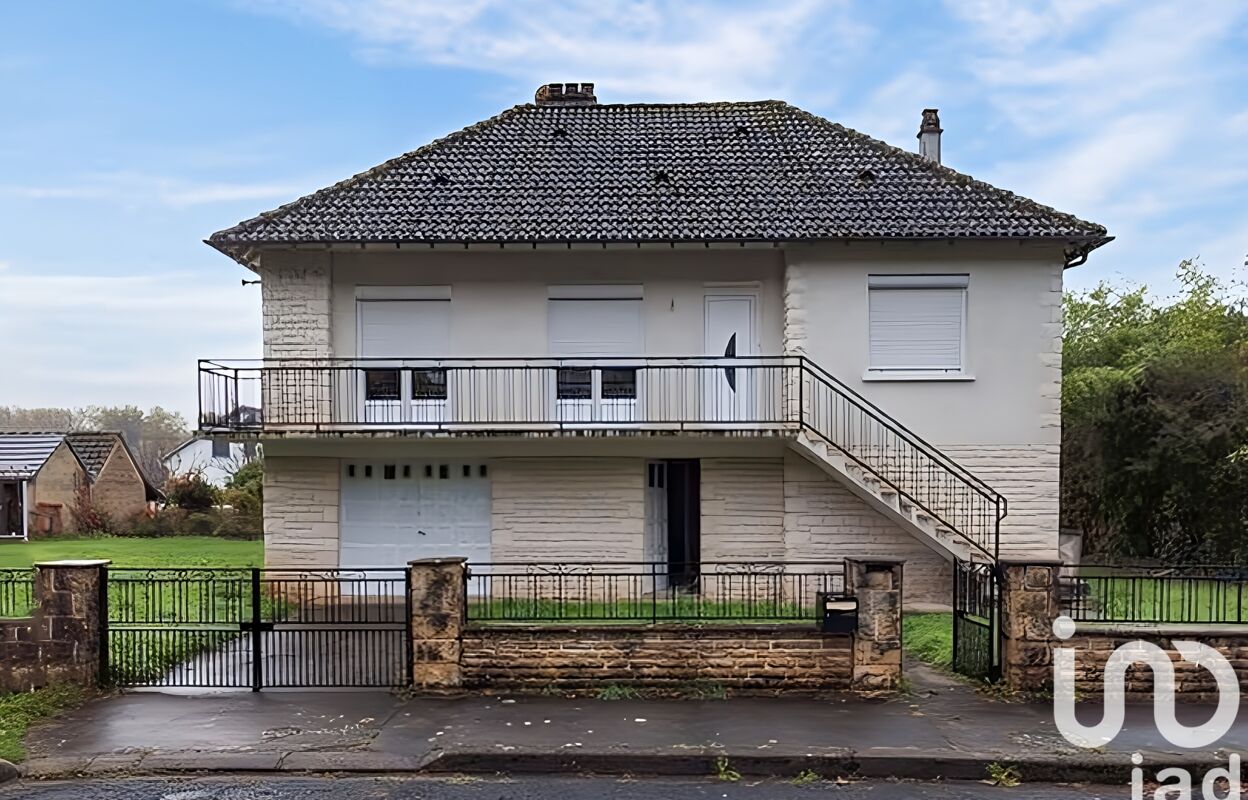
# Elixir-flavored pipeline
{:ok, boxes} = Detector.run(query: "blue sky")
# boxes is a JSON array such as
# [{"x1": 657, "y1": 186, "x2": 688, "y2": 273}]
[{"x1": 2, "y1": 0, "x2": 1246, "y2": 422}]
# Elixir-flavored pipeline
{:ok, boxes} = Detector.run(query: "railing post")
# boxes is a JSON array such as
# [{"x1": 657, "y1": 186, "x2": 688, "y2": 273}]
[{"x1": 250, "y1": 567, "x2": 262, "y2": 692}]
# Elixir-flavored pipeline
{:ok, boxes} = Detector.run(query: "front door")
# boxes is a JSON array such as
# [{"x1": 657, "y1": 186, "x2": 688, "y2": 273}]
[
  {"x1": 704, "y1": 294, "x2": 757, "y2": 422},
  {"x1": 358, "y1": 300, "x2": 451, "y2": 425}
]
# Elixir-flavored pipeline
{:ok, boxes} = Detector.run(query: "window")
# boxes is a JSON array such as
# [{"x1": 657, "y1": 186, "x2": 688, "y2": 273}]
[
  {"x1": 211, "y1": 439, "x2": 230, "y2": 458},
  {"x1": 556, "y1": 368, "x2": 593, "y2": 399},
  {"x1": 601, "y1": 368, "x2": 638, "y2": 400},
  {"x1": 411, "y1": 368, "x2": 448, "y2": 400},
  {"x1": 364, "y1": 369, "x2": 400, "y2": 400},
  {"x1": 867, "y1": 275, "x2": 968, "y2": 374}
]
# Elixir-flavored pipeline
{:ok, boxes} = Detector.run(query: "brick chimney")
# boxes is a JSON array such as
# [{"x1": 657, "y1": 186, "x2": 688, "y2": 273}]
[
  {"x1": 917, "y1": 108, "x2": 942, "y2": 164},
  {"x1": 535, "y1": 82, "x2": 597, "y2": 106}
]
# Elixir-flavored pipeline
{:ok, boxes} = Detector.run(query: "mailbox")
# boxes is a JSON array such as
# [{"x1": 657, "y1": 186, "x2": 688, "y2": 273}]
[{"x1": 816, "y1": 592, "x2": 857, "y2": 634}]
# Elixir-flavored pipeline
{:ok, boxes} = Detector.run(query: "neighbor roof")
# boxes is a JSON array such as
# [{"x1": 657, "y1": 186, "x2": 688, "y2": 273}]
[
  {"x1": 209, "y1": 99, "x2": 1110, "y2": 262},
  {"x1": 65, "y1": 432, "x2": 118, "y2": 479},
  {"x1": 0, "y1": 433, "x2": 65, "y2": 479}
]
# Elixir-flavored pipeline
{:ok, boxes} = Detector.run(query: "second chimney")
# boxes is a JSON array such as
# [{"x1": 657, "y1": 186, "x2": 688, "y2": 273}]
[
  {"x1": 917, "y1": 108, "x2": 942, "y2": 164},
  {"x1": 535, "y1": 82, "x2": 597, "y2": 106}
]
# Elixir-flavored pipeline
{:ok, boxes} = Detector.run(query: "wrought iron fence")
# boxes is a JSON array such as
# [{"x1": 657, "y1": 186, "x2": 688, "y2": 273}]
[
  {"x1": 465, "y1": 561, "x2": 847, "y2": 624},
  {"x1": 1060, "y1": 564, "x2": 1248, "y2": 625},
  {"x1": 0, "y1": 568, "x2": 36, "y2": 618},
  {"x1": 105, "y1": 568, "x2": 410, "y2": 689}
]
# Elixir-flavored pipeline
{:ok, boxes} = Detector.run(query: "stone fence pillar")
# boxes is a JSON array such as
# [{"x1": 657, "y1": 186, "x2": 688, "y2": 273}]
[
  {"x1": 847, "y1": 559, "x2": 903, "y2": 691},
  {"x1": 1000, "y1": 560, "x2": 1062, "y2": 693},
  {"x1": 409, "y1": 557, "x2": 467, "y2": 690},
  {"x1": 23, "y1": 560, "x2": 109, "y2": 690}
]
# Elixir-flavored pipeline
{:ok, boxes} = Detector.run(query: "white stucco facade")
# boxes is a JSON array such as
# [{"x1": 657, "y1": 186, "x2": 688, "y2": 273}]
[{"x1": 252, "y1": 239, "x2": 1066, "y2": 596}]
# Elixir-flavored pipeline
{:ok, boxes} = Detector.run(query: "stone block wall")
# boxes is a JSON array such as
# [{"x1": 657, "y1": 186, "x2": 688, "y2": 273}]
[
  {"x1": 1054, "y1": 630, "x2": 1248, "y2": 703},
  {"x1": 462, "y1": 626, "x2": 852, "y2": 694},
  {"x1": 490, "y1": 458, "x2": 645, "y2": 563},
  {"x1": 701, "y1": 457, "x2": 786, "y2": 561},
  {"x1": 409, "y1": 556, "x2": 902, "y2": 696},
  {"x1": 263, "y1": 457, "x2": 340, "y2": 569},
  {"x1": 0, "y1": 561, "x2": 107, "y2": 693}
]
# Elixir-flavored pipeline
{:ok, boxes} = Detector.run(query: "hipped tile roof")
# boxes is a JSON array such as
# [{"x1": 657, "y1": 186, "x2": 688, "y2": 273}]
[{"x1": 208, "y1": 100, "x2": 1109, "y2": 258}]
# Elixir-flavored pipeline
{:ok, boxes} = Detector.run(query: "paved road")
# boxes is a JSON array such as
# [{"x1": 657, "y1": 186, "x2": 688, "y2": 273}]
[{"x1": 1, "y1": 776, "x2": 1129, "y2": 798}]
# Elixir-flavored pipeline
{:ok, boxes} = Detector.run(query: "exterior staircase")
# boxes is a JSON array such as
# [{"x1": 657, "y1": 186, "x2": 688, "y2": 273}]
[{"x1": 791, "y1": 359, "x2": 1005, "y2": 564}]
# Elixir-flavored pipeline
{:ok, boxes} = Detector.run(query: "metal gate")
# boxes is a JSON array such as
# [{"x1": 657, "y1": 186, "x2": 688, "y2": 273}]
[
  {"x1": 952, "y1": 559, "x2": 1001, "y2": 682},
  {"x1": 104, "y1": 568, "x2": 411, "y2": 690}
]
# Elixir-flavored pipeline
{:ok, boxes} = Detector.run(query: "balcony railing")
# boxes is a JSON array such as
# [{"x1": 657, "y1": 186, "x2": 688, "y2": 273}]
[
  {"x1": 199, "y1": 356, "x2": 796, "y2": 432},
  {"x1": 199, "y1": 355, "x2": 1005, "y2": 560}
]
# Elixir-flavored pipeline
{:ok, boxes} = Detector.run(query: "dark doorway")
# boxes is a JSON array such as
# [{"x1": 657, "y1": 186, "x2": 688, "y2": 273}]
[{"x1": 664, "y1": 459, "x2": 700, "y2": 587}]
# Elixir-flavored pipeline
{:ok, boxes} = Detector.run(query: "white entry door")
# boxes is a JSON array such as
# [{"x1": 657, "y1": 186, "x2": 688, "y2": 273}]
[
  {"x1": 644, "y1": 462, "x2": 669, "y2": 592},
  {"x1": 340, "y1": 461, "x2": 491, "y2": 570},
  {"x1": 704, "y1": 294, "x2": 757, "y2": 421},
  {"x1": 358, "y1": 300, "x2": 451, "y2": 425}
]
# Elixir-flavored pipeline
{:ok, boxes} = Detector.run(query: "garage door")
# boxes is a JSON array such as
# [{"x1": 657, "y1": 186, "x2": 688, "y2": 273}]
[{"x1": 340, "y1": 461, "x2": 491, "y2": 568}]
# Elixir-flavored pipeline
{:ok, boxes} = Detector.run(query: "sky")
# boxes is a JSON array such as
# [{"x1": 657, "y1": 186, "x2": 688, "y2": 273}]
[{"x1": 1, "y1": 0, "x2": 1246, "y2": 423}]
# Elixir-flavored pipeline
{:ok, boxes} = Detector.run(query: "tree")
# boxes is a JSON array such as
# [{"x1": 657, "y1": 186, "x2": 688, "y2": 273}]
[
  {"x1": 1062, "y1": 261, "x2": 1248, "y2": 561},
  {"x1": 0, "y1": 404, "x2": 189, "y2": 482}
]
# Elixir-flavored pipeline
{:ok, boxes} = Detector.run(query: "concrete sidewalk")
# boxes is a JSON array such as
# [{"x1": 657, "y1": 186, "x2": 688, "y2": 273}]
[{"x1": 18, "y1": 667, "x2": 1247, "y2": 784}]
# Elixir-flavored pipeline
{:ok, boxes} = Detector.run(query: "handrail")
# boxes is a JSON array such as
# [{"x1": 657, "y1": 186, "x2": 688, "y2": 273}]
[
  {"x1": 197, "y1": 354, "x2": 1005, "y2": 560},
  {"x1": 798, "y1": 356, "x2": 1003, "y2": 503}
]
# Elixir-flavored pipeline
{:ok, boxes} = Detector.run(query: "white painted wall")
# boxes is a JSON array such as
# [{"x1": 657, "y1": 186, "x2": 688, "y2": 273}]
[
  {"x1": 322, "y1": 248, "x2": 785, "y2": 358},
  {"x1": 164, "y1": 439, "x2": 257, "y2": 487}
]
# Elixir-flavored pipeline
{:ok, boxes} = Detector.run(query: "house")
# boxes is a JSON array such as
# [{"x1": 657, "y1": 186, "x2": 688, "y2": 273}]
[
  {"x1": 200, "y1": 84, "x2": 1109, "y2": 606},
  {"x1": 0, "y1": 432, "x2": 163, "y2": 538},
  {"x1": 163, "y1": 437, "x2": 259, "y2": 487}
]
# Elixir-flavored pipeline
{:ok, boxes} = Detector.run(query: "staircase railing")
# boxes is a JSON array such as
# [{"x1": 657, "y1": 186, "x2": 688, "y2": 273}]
[{"x1": 796, "y1": 357, "x2": 1005, "y2": 562}]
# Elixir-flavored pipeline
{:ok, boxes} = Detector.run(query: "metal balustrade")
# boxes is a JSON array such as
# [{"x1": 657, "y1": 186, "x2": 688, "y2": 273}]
[{"x1": 198, "y1": 355, "x2": 1005, "y2": 560}]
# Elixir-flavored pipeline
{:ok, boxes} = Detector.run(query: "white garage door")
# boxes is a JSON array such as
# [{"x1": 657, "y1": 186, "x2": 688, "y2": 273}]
[{"x1": 340, "y1": 461, "x2": 491, "y2": 568}]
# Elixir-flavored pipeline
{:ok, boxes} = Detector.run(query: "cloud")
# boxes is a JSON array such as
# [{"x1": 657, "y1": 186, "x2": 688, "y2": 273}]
[
  {"x1": 246, "y1": 0, "x2": 860, "y2": 100},
  {"x1": 0, "y1": 268, "x2": 261, "y2": 415},
  {"x1": 0, "y1": 172, "x2": 306, "y2": 208}
]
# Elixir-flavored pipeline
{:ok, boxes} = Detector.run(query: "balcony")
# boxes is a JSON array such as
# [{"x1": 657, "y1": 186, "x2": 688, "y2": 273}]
[{"x1": 198, "y1": 357, "x2": 800, "y2": 436}]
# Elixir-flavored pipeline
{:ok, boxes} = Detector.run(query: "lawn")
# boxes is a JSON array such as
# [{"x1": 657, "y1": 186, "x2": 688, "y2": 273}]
[
  {"x1": 0, "y1": 685, "x2": 85, "y2": 762},
  {"x1": 0, "y1": 536, "x2": 263, "y2": 569},
  {"x1": 903, "y1": 612, "x2": 953, "y2": 669},
  {"x1": 1071, "y1": 570, "x2": 1248, "y2": 624}
]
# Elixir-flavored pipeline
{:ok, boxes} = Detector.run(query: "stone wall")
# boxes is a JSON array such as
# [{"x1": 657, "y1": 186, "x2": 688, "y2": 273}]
[
  {"x1": 1055, "y1": 629, "x2": 1248, "y2": 703},
  {"x1": 29, "y1": 443, "x2": 86, "y2": 535},
  {"x1": 941, "y1": 445, "x2": 1060, "y2": 561},
  {"x1": 462, "y1": 626, "x2": 853, "y2": 694},
  {"x1": 701, "y1": 457, "x2": 785, "y2": 561},
  {"x1": 263, "y1": 456, "x2": 340, "y2": 568},
  {"x1": 0, "y1": 561, "x2": 107, "y2": 693},
  {"x1": 409, "y1": 557, "x2": 901, "y2": 696},
  {"x1": 259, "y1": 256, "x2": 332, "y2": 359},
  {"x1": 90, "y1": 445, "x2": 148, "y2": 524},
  {"x1": 490, "y1": 458, "x2": 645, "y2": 562}
]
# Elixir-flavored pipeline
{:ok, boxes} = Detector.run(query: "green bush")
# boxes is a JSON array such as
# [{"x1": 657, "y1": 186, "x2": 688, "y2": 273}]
[{"x1": 165, "y1": 473, "x2": 219, "y2": 512}]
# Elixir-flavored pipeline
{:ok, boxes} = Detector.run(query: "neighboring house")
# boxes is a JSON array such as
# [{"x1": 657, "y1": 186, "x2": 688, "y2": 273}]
[
  {"x1": 0, "y1": 432, "x2": 163, "y2": 537},
  {"x1": 200, "y1": 83, "x2": 1109, "y2": 606},
  {"x1": 163, "y1": 437, "x2": 259, "y2": 487}
]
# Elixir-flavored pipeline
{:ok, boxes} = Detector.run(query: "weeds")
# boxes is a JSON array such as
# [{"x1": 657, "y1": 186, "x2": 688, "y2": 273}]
[
  {"x1": 596, "y1": 684, "x2": 643, "y2": 701},
  {"x1": 985, "y1": 762, "x2": 1022, "y2": 787},
  {"x1": 714, "y1": 756, "x2": 741, "y2": 782},
  {"x1": 788, "y1": 769, "x2": 822, "y2": 786}
]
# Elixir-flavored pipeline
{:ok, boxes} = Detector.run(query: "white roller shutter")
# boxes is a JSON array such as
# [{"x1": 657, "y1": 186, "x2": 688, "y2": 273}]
[
  {"x1": 548, "y1": 298, "x2": 643, "y2": 354},
  {"x1": 868, "y1": 276, "x2": 967, "y2": 372}
]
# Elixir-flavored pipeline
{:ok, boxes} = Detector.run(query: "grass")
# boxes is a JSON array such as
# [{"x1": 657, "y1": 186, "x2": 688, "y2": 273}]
[
  {"x1": 0, "y1": 685, "x2": 86, "y2": 762},
  {"x1": 470, "y1": 597, "x2": 817, "y2": 625},
  {"x1": 1074, "y1": 571, "x2": 1248, "y2": 624},
  {"x1": 903, "y1": 612, "x2": 953, "y2": 669},
  {"x1": 0, "y1": 536, "x2": 263, "y2": 569}
]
